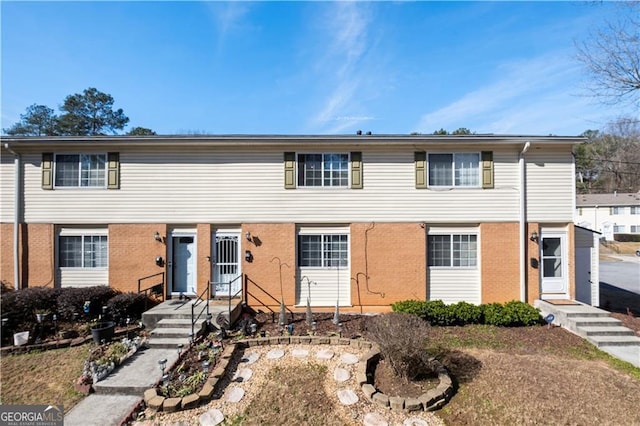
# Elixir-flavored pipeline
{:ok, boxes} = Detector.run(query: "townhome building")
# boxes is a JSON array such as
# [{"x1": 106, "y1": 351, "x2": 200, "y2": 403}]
[
  {"x1": 1, "y1": 134, "x2": 591, "y2": 312},
  {"x1": 576, "y1": 192, "x2": 640, "y2": 241}
]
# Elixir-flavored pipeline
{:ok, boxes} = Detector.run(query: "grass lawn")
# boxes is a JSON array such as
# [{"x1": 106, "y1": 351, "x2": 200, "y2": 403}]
[{"x1": 0, "y1": 344, "x2": 91, "y2": 413}]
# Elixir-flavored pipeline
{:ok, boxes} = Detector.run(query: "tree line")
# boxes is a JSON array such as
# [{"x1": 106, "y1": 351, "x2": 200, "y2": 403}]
[{"x1": 3, "y1": 87, "x2": 155, "y2": 137}]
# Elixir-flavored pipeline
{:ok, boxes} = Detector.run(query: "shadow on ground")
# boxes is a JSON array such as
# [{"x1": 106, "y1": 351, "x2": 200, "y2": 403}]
[{"x1": 599, "y1": 282, "x2": 640, "y2": 316}]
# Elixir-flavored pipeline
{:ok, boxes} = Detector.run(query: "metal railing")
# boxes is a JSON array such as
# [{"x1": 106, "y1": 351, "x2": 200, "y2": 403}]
[
  {"x1": 137, "y1": 272, "x2": 165, "y2": 311},
  {"x1": 191, "y1": 283, "x2": 211, "y2": 337},
  {"x1": 209, "y1": 275, "x2": 244, "y2": 331}
]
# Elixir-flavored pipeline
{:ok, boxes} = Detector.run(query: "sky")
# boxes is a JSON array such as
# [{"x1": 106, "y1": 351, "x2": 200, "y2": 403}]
[{"x1": 1, "y1": 1, "x2": 637, "y2": 136}]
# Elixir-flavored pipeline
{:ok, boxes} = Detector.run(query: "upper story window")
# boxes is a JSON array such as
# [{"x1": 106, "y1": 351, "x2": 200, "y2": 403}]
[
  {"x1": 428, "y1": 233, "x2": 478, "y2": 268},
  {"x1": 298, "y1": 234, "x2": 348, "y2": 268},
  {"x1": 42, "y1": 152, "x2": 119, "y2": 190},
  {"x1": 610, "y1": 207, "x2": 623, "y2": 215},
  {"x1": 298, "y1": 153, "x2": 349, "y2": 187},
  {"x1": 631, "y1": 206, "x2": 640, "y2": 215},
  {"x1": 285, "y1": 152, "x2": 361, "y2": 189},
  {"x1": 428, "y1": 153, "x2": 480, "y2": 188},
  {"x1": 55, "y1": 154, "x2": 106, "y2": 188}
]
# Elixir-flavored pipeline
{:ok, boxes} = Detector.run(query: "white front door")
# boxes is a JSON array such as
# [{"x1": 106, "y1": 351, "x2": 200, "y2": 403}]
[
  {"x1": 212, "y1": 232, "x2": 241, "y2": 296},
  {"x1": 540, "y1": 231, "x2": 568, "y2": 298},
  {"x1": 170, "y1": 233, "x2": 196, "y2": 295}
]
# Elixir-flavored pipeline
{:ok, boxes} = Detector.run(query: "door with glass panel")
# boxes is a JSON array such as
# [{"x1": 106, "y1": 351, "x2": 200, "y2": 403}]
[
  {"x1": 540, "y1": 231, "x2": 568, "y2": 296},
  {"x1": 212, "y1": 232, "x2": 241, "y2": 296}
]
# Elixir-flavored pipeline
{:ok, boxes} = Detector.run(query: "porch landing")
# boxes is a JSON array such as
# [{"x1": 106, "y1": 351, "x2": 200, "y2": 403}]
[{"x1": 534, "y1": 300, "x2": 640, "y2": 367}]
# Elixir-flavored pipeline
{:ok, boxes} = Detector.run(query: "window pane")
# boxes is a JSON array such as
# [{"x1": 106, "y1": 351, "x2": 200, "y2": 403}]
[
  {"x1": 428, "y1": 154, "x2": 453, "y2": 186},
  {"x1": 428, "y1": 235, "x2": 451, "y2": 266},
  {"x1": 299, "y1": 235, "x2": 322, "y2": 266},
  {"x1": 298, "y1": 154, "x2": 322, "y2": 186},
  {"x1": 83, "y1": 235, "x2": 107, "y2": 268},
  {"x1": 454, "y1": 153, "x2": 480, "y2": 187},
  {"x1": 543, "y1": 258, "x2": 562, "y2": 277},
  {"x1": 323, "y1": 234, "x2": 348, "y2": 267},
  {"x1": 55, "y1": 155, "x2": 80, "y2": 187},
  {"x1": 80, "y1": 154, "x2": 106, "y2": 187},
  {"x1": 59, "y1": 236, "x2": 82, "y2": 267},
  {"x1": 453, "y1": 234, "x2": 477, "y2": 267},
  {"x1": 542, "y1": 238, "x2": 561, "y2": 257},
  {"x1": 323, "y1": 154, "x2": 349, "y2": 187}
]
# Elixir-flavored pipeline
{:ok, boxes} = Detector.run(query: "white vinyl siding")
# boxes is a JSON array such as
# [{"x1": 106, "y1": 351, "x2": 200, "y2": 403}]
[
  {"x1": 0, "y1": 154, "x2": 15, "y2": 219},
  {"x1": 427, "y1": 226, "x2": 480, "y2": 304},
  {"x1": 18, "y1": 147, "x2": 524, "y2": 224},
  {"x1": 56, "y1": 226, "x2": 108, "y2": 288},
  {"x1": 526, "y1": 149, "x2": 575, "y2": 222},
  {"x1": 296, "y1": 226, "x2": 350, "y2": 307}
]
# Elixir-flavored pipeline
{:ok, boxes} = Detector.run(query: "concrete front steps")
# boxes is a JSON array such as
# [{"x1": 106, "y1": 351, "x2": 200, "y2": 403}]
[{"x1": 535, "y1": 300, "x2": 640, "y2": 366}]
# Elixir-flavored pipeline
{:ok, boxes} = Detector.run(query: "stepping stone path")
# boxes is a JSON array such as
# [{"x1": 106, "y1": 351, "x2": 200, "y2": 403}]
[
  {"x1": 291, "y1": 348, "x2": 309, "y2": 358},
  {"x1": 340, "y1": 353, "x2": 359, "y2": 365},
  {"x1": 403, "y1": 418, "x2": 430, "y2": 426},
  {"x1": 199, "y1": 408, "x2": 224, "y2": 426},
  {"x1": 232, "y1": 368, "x2": 253, "y2": 383},
  {"x1": 337, "y1": 389, "x2": 359, "y2": 405},
  {"x1": 363, "y1": 412, "x2": 389, "y2": 426},
  {"x1": 266, "y1": 348, "x2": 285, "y2": 359},
  {"x1": 315, "y1": 349, "x2": 334, "y2": 360},
  {"x1": 225, "y1": 387, "x2": 245, "y2": 403},
  {"x1": 333, "y1": 367, "x2": 351, "y2": 382},
  {"x1": 241, "y1": 352, "x2": 260, "y2": 364}
]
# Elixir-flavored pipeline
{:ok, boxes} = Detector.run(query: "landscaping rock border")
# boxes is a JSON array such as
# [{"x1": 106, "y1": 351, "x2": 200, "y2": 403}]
[{"x1": 142, "y1": 335, "x2": 452, "y2": 414}]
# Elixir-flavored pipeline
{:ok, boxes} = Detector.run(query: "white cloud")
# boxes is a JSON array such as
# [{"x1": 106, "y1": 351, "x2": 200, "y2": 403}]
[
  {"x1": 308, "y1": 2, "x2": 375, "y2": 133},
  {"x1": 415, "y1": 52, "x2": 616, "y2": 135}
]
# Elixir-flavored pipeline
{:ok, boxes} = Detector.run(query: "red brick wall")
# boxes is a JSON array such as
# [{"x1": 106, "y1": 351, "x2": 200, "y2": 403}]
[
  {"x1": 242, "y1": 223, "x2": 296, "y2": 311},
  {"x1": 481, "y1": 222, "x2": 520, "y2": 303},
  {"x1": 197, "y1": 224, "x2": 212, "y2": 296},
  {"x1": 526, "y1": 223, "x2": 541, "y2": 303},
  {"x1": 1, "y1": 223, "x2": 56, "y2": 288},
  {"x1": 350, "y1": 223, "x2": 426, "y2": 312},
  {"x1": 109, "y1": 224, "x2": 167, "y2": 294}
]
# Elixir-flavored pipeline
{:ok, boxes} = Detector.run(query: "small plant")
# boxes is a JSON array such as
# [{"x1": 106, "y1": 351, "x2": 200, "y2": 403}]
[{"x1": 366, "y1": 312, "x2": 437, "y2": 383}]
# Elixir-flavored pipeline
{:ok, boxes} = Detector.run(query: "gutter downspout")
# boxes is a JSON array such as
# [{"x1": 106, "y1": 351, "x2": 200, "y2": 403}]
[
  {"x1": 519, "y1": 142, "x2": 530, "y2": 303},
  {"x1": 3, "y1": 143, "x2": 21, "y2": 290}
]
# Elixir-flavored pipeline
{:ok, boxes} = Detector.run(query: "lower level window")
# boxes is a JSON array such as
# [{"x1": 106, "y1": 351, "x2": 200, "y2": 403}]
[
  {"x1": 298, "y1": 234, "x2": 348, "y2": 267},
  {"x1": 428, "y1": 234, "x2": 477, "y2": 267},
  {"x1": 59, "y1": 235, "x2": 108, "y2": 268},
  {"x1": 613, "y1": 225, "x2": 625, "y2": 233}
]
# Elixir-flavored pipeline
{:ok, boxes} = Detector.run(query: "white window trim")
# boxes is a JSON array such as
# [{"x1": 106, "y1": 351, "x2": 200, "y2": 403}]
[
  {"x1": 427, "y1": 227, "x2": 479, "y2": 270},
  {"x1": 427, "y1": 152, "x2": 481, "y2": 189},
  {"x1": 53, "y1": 153, "x2": 108, "y2": 189},
  {"x1": 296, "y1": 152, "x2": 351, "y2": 189},
  {"x1": 57, "y1": 226, "x2": 109, "y2": 270}
]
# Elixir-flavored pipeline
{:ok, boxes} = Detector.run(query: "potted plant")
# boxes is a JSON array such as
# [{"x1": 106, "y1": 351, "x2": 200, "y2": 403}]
[{"x1": 90, "y1": 320, "x2": 116, "y2": 343}]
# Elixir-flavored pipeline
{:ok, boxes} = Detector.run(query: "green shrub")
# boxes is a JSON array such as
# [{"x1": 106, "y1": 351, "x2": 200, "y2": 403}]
[
  {"x1": 366, "y1": 312, "x2": 437, "y2": 382},
  {"x1": 503, "y1": 300, "x2": 543, "y2": 326},
  {"x1": 390, "y1": 300, "x2": 429, "y2": 318},
  {"x1": 57, "y1": 286, "x2": 119, "y2": 319},
  {"x1": 450, "y1": 301, "x2": 483, "y2": 325},
  {"x1": 482, "y1": 303, "x2": 512, "y2": 326},
  {"x1": 106, "y1": 292, "x2": 149, "y2": 322},
  {"x1": 422, "y1": 300, "x2": 455, "y2": 326}
]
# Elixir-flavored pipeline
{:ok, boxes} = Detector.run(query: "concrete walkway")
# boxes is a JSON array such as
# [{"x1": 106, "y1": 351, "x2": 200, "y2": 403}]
[{"x1": 535, "y1": 300, "x2": 640, "y2": 367}]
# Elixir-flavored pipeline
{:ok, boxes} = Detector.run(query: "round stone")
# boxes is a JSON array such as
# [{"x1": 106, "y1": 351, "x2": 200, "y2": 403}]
[
  {"x1": 291, "y1": 348, "x2": 309, "y2": 358},
  {"x1": 198, "y1": 408, "x2": 224, "y2": 426},
  {"x1": 241, "y1": 352, "x2": 260, "y2": 364},
  {"x1": 333, "y1": 367, "x2": 351, "y2": 382},
  {"x1": 226, "y1": 386, "x2": 245, "y2": 403},
  {"x1": 233, "y1": 368, "x2": 253, "y2": 383},
  {"x1": 363, "y1": 412, "x2": 389, "y2": 426},
  {"x1": 266, "y1": 348, "x2": 285, "y2": 359},
  {"x1": 315, "y1": 349, "x2": 335, "y2": 360},
  {"x1": 403, "y1": 418, "x2": 430, "y2": 426},
  {"x1": 340, "y1": 352, "x2": 359, "y2": 365},
  {"x1": 336, "y1": 388, "x2": 359, "y2": 405}
]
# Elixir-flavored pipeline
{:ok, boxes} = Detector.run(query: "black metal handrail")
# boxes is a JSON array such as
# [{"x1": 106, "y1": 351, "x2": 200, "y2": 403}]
[
  {"x1": 191, "y1": 283, "x2": 210, "y2": 337},
  {"x1": 138, "y1": 272, "x2": 165, "y2": 311}
]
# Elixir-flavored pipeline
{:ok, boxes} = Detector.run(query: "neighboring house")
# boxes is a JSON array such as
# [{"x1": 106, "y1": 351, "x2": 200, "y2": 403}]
[
  {"x1": 575, "y1": 192, "x2": 640, "y2": 241},
  {"x1": 1, "y1": 134, "x2": 588, "y2": 312}
]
